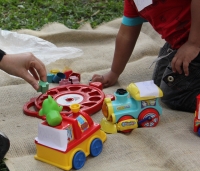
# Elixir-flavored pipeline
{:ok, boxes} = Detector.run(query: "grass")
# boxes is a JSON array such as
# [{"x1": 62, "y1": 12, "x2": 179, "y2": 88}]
[
  {"x1": 0, "y1": 0, "x2": 123, "y2": 31},
  {"x1": 0, "y1": 159, "x2": 9, "y2": 171},
  {"x1": 0, "y1": 0, "x2": 123, "y2": 170}
]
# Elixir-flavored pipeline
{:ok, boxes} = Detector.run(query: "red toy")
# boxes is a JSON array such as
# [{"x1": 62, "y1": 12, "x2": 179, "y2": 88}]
[
  {"x1": 194, "y1": 94, "x2": 200, "y2": 135},
  {"x1": 35, "y1": 103, "x2": 106, "y2": 170},
  {"x1": 23, "y1": 82, "x2": 104, "y2": 118}
]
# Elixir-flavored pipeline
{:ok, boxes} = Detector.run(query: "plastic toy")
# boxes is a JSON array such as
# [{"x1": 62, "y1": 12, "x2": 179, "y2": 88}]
[
  {"x1": 23, "y1": 82, "x2": 105, "y2": 118},
  {"x1": 53, "y1": 72, "x2": 66, "y2": 83},
  {"x1": 35, "y1": 103, "x2": 107, "y2": 170},
  {"x1": 37, "y1": 81, "x2": 49, "y2": 94},
  {"x1": 100, "y1": 81, "x2": 163, "y2": 133},
  {"x1": 47, "y1": 73, "x2": 54, "y2": 83},
  {"x1": 39, "y1": 95, "x2": 63, "y2": 126},
  {"x1": 193, "y1": 94, "x2": 200, "y2": 135},
  {"x1": 50, "y1": 69, "x2": 60, "y2": 75},
  {"x1": 59, "y1": 75, "x2": 80, "y2": 85},
  {"x1": 47, "y1": 69, "x2": 80, "y2": 84},
  {"x1": 59, "y1": 78, "x2": 71, "y2": 85}
]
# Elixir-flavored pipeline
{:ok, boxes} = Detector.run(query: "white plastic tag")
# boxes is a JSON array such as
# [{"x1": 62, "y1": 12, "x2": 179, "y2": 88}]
[
  {"x1": 134, "y1": 0, "x2": 153, "y2": 11},
  {"x1": 135, "y1": 80, "x2": 159, "y2": 97}
]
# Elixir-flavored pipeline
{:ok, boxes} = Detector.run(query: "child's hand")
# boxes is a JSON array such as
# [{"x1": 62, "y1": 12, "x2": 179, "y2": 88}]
[
  {"x1": 0, "y1": 52, "x2": 47, "y2": 90},
  {"x1": 171, "y1": 41, "x2": 200, "y2": 76},
  {"x1": 91, "y1": 70, "x2": 119, "y2": 88}
]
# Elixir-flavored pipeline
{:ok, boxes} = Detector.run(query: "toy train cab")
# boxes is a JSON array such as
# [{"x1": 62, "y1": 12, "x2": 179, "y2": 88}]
[
  {"x1": 101, "y1": 80, "x2": 163, "y2": 133},
  {"x1": 35, "y1": 103, "x2": 106, "y2": 170},
  {"x1": 194, "y1": 95, "x2": 200, "y2": 136}
]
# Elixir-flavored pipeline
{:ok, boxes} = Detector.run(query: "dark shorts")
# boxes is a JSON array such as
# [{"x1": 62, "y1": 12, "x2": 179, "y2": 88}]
[{"x1": 152, "y1": 42, "x2": 200, "y2": 112}]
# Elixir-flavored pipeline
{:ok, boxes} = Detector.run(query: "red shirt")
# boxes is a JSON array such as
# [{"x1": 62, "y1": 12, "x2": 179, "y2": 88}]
[{"x1": 123, "y1": 0, "x2": 191, "y2": 49}]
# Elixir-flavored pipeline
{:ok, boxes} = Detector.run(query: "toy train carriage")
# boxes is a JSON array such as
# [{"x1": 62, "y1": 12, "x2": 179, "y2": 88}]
[
  {"x1": 194, "y1": 94, "x2": 200, "y2": 135},
  {"x1": 101, "y1": 81, "x2": 163, "y2": 133}
]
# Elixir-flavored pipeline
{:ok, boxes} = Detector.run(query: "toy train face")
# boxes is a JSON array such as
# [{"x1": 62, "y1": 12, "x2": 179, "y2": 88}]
[{"x1": 101, "y1": 85, "x2": 163, "y2": 133}]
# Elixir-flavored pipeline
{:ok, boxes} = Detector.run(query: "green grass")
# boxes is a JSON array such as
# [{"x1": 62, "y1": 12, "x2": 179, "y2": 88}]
[
  {"x1": 0, "y1": 0, "x2": 123, "y2": 31},
  {"x1": 0, "y1": 159, "x2": 9, "y2": 171}
]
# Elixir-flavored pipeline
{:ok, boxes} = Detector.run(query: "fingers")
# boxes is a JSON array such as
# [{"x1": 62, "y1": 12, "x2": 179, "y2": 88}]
[
  {"x1": 30, "y1": 59, "x2": 47, "y2": 82},
  {"x1": 91, "y1": 74, "x2": 110, "y2": 88},
  {"x1": 171, "y1": 56, "x2": 182, "y2": 74},
  {"x1": 91, "y1": 74, "x2": 104, "y2": 83},
  {"x1": 29, "y1": 67, "x2": 39, "y2": 80},
  {"x1": 22, "y1": 57, "x2": 47, "y2": 90},
  {"x1": 171, "y1": 56, "x2": 190, "y2": 76},
  {"x1": 20, "y1": 70, "x2": 39, "y2": 90},
  {"x1": 182, "y1": 61, "x2": 190, "y2": 76}
]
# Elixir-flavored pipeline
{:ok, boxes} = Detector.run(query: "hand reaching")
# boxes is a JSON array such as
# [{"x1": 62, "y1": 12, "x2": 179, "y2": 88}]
[
  {"x1": 91, "y1": 70, "x2": 119, "y2": 88},
  {"x1": 0, "y1": 52, "x2": 47, "y2": 90}
]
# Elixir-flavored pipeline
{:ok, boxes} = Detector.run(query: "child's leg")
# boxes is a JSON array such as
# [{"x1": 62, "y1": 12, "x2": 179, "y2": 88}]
[
  {"x1": 0, "y1": 132, "x2": 10, "y2": 161},
  {"x1": 152, "y1": 42, "x2": 176, "y2": 86},
  {"x1": 160, "y1": 53, "x2": 200, "y2": 112}
]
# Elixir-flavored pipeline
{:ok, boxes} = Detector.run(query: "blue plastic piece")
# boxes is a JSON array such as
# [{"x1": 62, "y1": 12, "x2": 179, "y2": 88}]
[
  {"x1": 72, "y1": 151, "x2": 86, "y2": 170},
  {"x1": 90, "y1": 138, "x2": 103, "y2": 157},
  {"x1": 52, "y1": 72, "x2": 66, "y2": 83},
  {"x1": 47, "y1": 73, "x2": 54, "y2": 83}
]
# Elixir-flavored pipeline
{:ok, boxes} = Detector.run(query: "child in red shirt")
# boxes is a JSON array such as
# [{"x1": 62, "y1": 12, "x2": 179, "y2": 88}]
[{"x1": 92, "y1": 0, "x2": 200, "y2": 112}]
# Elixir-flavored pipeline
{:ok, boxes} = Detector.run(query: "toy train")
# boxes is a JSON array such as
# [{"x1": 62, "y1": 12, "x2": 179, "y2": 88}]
[{"x1": 100, "y1": 81, "x2": 163, "y2": 133}]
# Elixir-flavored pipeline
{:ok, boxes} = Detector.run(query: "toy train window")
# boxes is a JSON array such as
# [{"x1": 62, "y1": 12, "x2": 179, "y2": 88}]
[
  {"x1": 141, "y1": 99, "x2": 156, "y2": 108},
  {"x1": 76, "y1": 115, "x2": 89, "y2": 132},
  {"x1": 65, "y1": 125, "x2": 74, "y2": 142}
]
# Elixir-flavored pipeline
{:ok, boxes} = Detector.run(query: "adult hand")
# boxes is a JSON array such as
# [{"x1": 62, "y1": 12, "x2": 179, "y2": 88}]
[
  {"x1": 91, "y1": 70, "x2": 119, "y2": 88},
  {"x1": 171, "y1": 41, "x2": 200, "y2": 76},
  {"x1": 0, "y1": 52, "x2": 47, "y2": 90}
]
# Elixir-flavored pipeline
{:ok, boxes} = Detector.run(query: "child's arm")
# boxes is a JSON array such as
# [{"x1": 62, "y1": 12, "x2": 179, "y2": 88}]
[
  {"x1": 171, "y1": 0, "x2": 200, "y2": 76},
  {"x1": 0, "y1": 52, "x2": 47, "y2": 90},
  {"x1": 111, "y1": 24, "x2": 142, "y2": 77},
  {"x1": 92, "y1": 23, "x2": 142, "y2": 88}
]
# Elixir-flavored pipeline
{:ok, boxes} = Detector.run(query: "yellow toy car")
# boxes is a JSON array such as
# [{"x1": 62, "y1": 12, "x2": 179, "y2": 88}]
[{"x1": 35, "y1": 103, "x2": 106, "y2": 170}]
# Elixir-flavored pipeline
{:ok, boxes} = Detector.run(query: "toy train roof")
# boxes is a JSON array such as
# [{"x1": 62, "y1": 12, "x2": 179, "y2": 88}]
[{"x1": 126, "y1": 82, "x2": 163, "y2": 101}]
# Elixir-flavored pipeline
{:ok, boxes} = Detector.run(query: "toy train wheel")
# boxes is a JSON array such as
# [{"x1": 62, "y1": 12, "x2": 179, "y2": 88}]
[
  {"x1": 90, "y1": 138, "x2": 103, "y2": 157},
  {"x1": 138, "y1": 108, "x2": 159, "y2": 127},
  {"x1": 73, "y1": 151, "x2": 86, "y2": 170},
  {"x1": 23, "y1": 82, "x2": 105, "y2": 118}
]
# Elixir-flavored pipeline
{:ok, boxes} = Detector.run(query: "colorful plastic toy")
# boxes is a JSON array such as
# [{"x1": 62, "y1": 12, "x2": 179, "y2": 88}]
[
  {"x1": 35, "y1": 103, "x2": 106, "y2": 170},
  {"x1": 39, "y1": 95, "x2": 63, "y2": 126},
  {"x1": 23, "y1": 82, "x2": 105, "y2": 118},
  {"x1": 37, "y1": 81, "x2": 49, "y2": 94},
  {"x1": 47, "y1": 73, "x2": 54, "y2": 83},
  {"x1": 100, "y1": 81, "x2": 163, "y2": 133},
  {"x1": 59, "y1": 75, "x2": 80, "y2": 86},
  {"x1": 50, "y1": 69, "x2": 60, "y2": 75},
  {"x1": 47, "y1": 69, "x2": 80, "y2": 84},
  {"x1": 193, "y1": 94, "x2": 200, "y2": 135},
  {"x1": 53, "y1": 72, "x2": 66, "y2": 83}
]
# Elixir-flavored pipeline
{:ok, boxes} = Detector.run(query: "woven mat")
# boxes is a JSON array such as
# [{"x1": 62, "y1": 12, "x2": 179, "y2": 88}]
[{"x1": 1, "y1": 18, "x2": 199, "y2": 171}]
